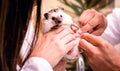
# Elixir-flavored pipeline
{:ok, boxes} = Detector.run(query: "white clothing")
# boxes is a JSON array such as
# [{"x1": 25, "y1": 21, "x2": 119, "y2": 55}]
[
  {"x1": 20, "y1": 22, "x2": 35, "y2": 61},
  {"x1": 101, "y1": 8, "x2": 120, "y2": 45},
  {"x1": 17, "y1": 21, "x2": 53, "y2": 71},
  {"x1": 21, "y1": 57, "x2": 53, "y2": 71}
]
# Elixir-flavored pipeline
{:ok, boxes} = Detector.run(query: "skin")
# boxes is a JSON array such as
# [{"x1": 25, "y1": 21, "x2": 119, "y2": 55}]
[
  {"x1": 79, "y1": 33, "x2": 120, "y2": 71},
  {"x1": 30, "y1": 24, "x2": 78, "y2": 67},
  {"x1": 78, "y1": 9, "x2": 107, "y2": 36}
]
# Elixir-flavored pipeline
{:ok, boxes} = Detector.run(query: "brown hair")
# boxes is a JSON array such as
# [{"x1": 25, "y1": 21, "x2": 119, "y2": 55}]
[{"x1": 0, "y1": 0, "x2": 41, "y2": 71}]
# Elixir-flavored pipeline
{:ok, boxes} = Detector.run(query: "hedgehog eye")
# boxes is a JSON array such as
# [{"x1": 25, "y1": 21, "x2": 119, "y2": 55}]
[
  {"x1": 52, "y1": 17, "x2": 55, "y2": 20},
  {"x1": 54, "y1": 10, "x2": 56, "y2": 12},
  {"x1": 60, "y1": 15, "x2": 62, "y2": 17}
]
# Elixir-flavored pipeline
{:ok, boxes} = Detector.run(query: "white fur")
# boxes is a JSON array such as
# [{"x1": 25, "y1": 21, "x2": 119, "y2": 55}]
[{"x1": 42, "y1": 9, "x2": 73, "y2": 33}]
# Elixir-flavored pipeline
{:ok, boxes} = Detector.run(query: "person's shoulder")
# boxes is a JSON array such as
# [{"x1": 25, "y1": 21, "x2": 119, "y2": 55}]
[{"x1": 111, "y1": 8, "x2": 120, "y2": 19}]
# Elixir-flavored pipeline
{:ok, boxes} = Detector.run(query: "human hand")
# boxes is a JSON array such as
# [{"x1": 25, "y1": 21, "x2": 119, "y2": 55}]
[
  {"x1": 78, "y1": 9, "x2": 107, "y2": 35},
  {"x1": 79, "y1": 33, "x2": 120, "y2": 71},
  {"x1": 30, "y1": 24, "x2": 78, "y2": 67}
]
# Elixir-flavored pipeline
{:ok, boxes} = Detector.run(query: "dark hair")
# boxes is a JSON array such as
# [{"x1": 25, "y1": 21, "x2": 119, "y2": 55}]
[{"x1": 0, "y1": 0, "x2": 41, "y2": 71}]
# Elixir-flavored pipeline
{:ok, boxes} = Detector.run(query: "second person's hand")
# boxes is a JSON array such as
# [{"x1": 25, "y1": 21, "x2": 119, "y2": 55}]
[
  {"x1": 79, "y1": 33, "x2": 120, "y2": 71},
  {"x1": 78, "y1": 9, "x2": 107, "y2": 35}
]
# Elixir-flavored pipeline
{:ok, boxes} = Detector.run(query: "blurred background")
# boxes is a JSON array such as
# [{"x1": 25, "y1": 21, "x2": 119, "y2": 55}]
[
  {"x1": 42, "y1": 0, "x2": 117, "y2": 23},
  {"x1": 42, "y1": 0, "x2": 119, "y2": 17}
]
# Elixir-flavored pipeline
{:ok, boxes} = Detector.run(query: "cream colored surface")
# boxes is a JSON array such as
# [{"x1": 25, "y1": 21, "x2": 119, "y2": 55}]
[
  {"x1": 115, "y1": 0, "x2": 120, "y2": 8},
  {"x1": 42, "y1": 0, "x2": 62, "y2": 13},
  {"x1": 41, "y1": 0, "x2": 76, "y2": 18}
]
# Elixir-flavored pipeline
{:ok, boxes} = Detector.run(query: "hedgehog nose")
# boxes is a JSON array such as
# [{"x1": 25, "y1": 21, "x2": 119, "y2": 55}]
[
  {"x1": 55, "y1": 19, "x2": 62, "y2": 24},
  {"x1": 57, "y1": 20, "x2": 62, "y2": 24}
]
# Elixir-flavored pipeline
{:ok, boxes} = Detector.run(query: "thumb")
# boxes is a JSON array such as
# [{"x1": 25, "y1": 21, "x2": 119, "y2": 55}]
[{"x1": 79, "y1": 33, "x2": 97, "y2": 54}]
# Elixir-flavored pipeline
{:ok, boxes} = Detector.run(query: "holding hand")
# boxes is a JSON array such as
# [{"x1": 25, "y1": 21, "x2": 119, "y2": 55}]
[
  {"x1": 78, "y1": 9, "x2": 107, "y2": 35},
  {"x1": 30, "y1": 24, "x2": 78, "y2": 67},
  {"x1": 79, "y1": 33, "x2": 120, "y2": 71}
]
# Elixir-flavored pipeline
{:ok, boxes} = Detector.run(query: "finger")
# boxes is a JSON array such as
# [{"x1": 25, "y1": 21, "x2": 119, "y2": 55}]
[
  {"x1": 57, "y1": 27, "x2": 74, "y2": 39},
  {"x1": 78, "y1": 9, "x2": 96, "y2": 26},
  {"x1": 81, "y1": 23, "x2": 94, "y2": 33},
  {"x1": 61, "y1": 34, "x2": 76, "y2": 44},
  {"x1": 81, "y1": 33, "x2": 114, "y2": 52},
  {"x1": 81, "y1": 13, "x2": 103, "y2": 33},
  {"x1": 91, "y1": 27, "x2": 105, "y2": 36},
  {"x1": 79, "y1": 9, "x2": 91, "y2": 21},
  {"x1": 80, "y1": 33, "x2": 104, "y2": 46},
  {"x1": 91, "y1": 16, "x2": 107, "y2": 35},
  {"x1": 65, "y1": 40, "x2": 77, "y2": 53},
  {"x1": 79, "y1": 38, "x2": 96, "y2": 54}
]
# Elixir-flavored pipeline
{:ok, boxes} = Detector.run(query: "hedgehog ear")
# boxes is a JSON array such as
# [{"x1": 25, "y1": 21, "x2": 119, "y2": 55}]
[
  {"x1": 44, "y1": 13, "x2": 49, "y2": 19},
  {"x1": 61, "y1": 8, "x2": 64, "y2": 11}
]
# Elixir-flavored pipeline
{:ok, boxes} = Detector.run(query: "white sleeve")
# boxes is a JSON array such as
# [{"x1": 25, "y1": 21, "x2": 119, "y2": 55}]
[
  {"x1": 101, "y1": 8, "x2": 120, "y2": 45},
  {"x1": 20, "y1": 57, "x2": 53, "y2": 71}
]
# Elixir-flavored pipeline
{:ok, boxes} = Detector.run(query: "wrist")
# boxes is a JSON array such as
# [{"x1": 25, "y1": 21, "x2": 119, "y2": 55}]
[{"x1": 113, "y1": 56, "x2": 120, "y2": 71}]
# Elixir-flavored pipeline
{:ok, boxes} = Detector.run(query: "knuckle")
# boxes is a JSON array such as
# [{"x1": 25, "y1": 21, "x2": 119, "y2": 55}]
[
  {"x1": 50, "y1": 36, "x2": 56, "y2": 41},
  {"x1": 84, "y1": 9, "x2": 91, "y2": 13},
  {"x1": 90, "y1": 10, "x2": 96, "y2": 14},
  {"x1": 90, "y1": 49, "x2": 101, "y2": 58},
  {"x1": 93, "y1": 50, "x2": 100, "y2": 56},
  {"x1": 97, "y1": 13, "x2": 105, "y2": 19},
  {"x1": 88, "y1": 23, "x2": 94, "y2": 27},
  {"x1": 98, "y1": 12, "x2": 103, "y2": 16},
  {"x1": 54, "y1": 40, "x2": 64, "y2": 52},
  {"x1": 57, "y1": 44, "x2": 65, "y2": 53},
  {"x1": 79, "y1": 20, "x2": 85, "y2": 26},
  {"x1": 100, "y1": 41, "x2": 109, "y2": 47},
  {"x1": 44, "y1": 33, "x2": 49, "y2": 39}
]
